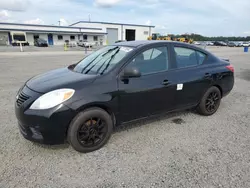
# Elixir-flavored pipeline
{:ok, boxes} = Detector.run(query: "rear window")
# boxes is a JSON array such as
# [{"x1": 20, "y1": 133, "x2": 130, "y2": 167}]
[{"x1": 174, "y1": 47, "x2": 206, "y2": 69}]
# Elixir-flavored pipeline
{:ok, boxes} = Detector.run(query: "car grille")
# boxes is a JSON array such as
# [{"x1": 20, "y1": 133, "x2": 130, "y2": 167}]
[{"x1": 16, "y1": 92, "x2": 30, "y2": 107}]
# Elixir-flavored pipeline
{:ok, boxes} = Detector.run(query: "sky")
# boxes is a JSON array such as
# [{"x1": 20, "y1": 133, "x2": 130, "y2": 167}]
[{"x1": 0, "y1": 0, "x2": 250, "y2": 37}]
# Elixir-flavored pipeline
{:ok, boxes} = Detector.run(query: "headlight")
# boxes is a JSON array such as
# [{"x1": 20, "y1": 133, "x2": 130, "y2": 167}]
[{"x1": 30, "y1": 89, "x2": 75, "y2": 110}]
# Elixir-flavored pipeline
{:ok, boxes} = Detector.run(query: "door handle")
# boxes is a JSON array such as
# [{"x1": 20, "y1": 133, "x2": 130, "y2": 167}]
[{"x1": 162, "y1": 80, "x2": 171, "y2": 85}]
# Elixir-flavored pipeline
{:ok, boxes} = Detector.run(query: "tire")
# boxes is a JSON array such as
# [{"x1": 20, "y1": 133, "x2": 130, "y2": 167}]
[
  {"x1": 197, "y1": 86, "x2": 221, "y2": 116},
  {"x1": 67, "y1": 107, "x2": 113, "y2": 153}
]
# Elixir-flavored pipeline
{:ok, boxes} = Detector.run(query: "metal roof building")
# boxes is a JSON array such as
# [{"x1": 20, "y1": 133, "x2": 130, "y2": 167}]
[{"x1": 0, "y1": 21, "x2": 155, "y2": 46}]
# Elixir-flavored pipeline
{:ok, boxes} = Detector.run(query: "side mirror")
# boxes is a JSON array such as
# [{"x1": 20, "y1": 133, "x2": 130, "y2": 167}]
[{"x1": 121, "y1": 67, "x2": 141, "y2": 79}]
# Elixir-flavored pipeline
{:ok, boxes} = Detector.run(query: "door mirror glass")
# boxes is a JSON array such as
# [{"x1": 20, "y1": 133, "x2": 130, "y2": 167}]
[{"x1": 122, "y1": 67, "x2": 141, "y2": 79}]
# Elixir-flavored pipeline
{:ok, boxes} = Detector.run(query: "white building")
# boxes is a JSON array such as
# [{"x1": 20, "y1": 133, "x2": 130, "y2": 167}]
[
  {"x1": 70, "y1": 21, "x2": 155, "y2": 45},
  {"x1": 0, "y1": 21, "x2": 155, "y2": 46}
]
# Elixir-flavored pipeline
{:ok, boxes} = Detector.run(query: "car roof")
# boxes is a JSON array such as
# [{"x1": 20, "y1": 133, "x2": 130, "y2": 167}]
[
  {"x1": 113, "y1": 40, "x2": 214, "y2": 56},
  {"x1": 114, "y1": 40, "x2": 196, "y2": 48},
  {"x1": 115, "y1": 40, "x2": 178, "y2": 47}
]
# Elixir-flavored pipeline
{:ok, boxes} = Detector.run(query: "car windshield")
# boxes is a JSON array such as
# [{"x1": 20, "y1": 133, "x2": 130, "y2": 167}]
[{"x1": 73, "y1": 45, "x2": 134, "y2": 75}]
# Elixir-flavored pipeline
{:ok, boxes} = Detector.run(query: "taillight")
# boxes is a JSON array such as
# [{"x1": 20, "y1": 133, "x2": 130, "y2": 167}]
[{"x1": 226, "y1": 65, "x2": 234, "y2": 72}]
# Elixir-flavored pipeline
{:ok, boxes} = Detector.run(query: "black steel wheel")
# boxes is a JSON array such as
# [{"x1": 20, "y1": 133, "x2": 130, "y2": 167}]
[
  {"x1": 197, "y1": 86, "x2": 221, "y2": 116},
  {"x1": 205, "y1": 92, "x2": 220, "y2": 113},
  {"x1": 67, "y1": 108, "x2": 113, "y2": 153},
  {"x1": 77, "y1": 117, "x2": 108, "y2": 148}
]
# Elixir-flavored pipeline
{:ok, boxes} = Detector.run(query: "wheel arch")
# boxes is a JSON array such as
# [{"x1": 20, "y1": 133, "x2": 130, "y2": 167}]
[
  {"x1": 199, "y1": 84, "x2": 223, "y2": 105},
  {"x1": 213, "y1": 84, "x2": 223, "y2": 97},
  {"x1": 65, "y1": 103, "x2": 117, "y2": 140},
  {"x1": 76, "y1": 103, "x2": 116, "y2": 126}
]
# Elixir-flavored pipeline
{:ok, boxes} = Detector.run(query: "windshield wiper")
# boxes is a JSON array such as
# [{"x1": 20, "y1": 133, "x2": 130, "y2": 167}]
[
  {"x1": 99, "y1": 48, "x2": 120, "y2": 75},
  {"x1": 101, "y1": 46, "x2": 119, "y2": 57},
  {"x1": 80, "y1": 53, "x2": 102, "y2": 74},
  {"x1": 80, "y1": 47, "x2": 118, "y2": 74},
  {"x1": 84, "y1": 58, "x2": 104, "y2": 74}
]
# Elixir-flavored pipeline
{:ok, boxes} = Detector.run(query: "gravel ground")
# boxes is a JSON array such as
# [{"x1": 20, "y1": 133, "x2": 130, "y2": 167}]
[{"x1": 0, "y1": 47, "x2": 250, "y2": 188}]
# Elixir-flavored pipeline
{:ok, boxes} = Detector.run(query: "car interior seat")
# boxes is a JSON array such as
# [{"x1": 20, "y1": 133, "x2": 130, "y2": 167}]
[
  {"x1": 188, "y1": 52, "x2": 197, "y2": 66},
  {"x1": 154, "y1": 51, "x2": 167, "y2": 71}
]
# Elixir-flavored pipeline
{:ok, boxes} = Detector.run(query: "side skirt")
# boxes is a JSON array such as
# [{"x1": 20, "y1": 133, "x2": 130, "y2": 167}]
[{"x1": 117, "y1": 104, "x2": 197, "y2": 126}]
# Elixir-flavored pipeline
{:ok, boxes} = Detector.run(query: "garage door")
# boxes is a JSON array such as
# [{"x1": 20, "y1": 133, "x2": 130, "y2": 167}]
[{"x1": 107, "y1": 28, "x2": 118, "y2": 45}]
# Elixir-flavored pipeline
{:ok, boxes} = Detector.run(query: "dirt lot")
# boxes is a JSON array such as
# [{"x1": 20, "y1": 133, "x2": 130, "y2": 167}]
[{"x1": 0, "y1": 47, "x2": 249, "y2": 188}]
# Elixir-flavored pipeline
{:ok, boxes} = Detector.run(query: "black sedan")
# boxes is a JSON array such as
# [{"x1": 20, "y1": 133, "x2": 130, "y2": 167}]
[
  {"x1": 213, "y1": 41, "x2": 227, "y2": 46},
  {"x1": 34, "y1": 38, "x2": 48, "y2": 47},
  {"x1": 15, "y1": 41, "x2": 234, "y2": 153}
]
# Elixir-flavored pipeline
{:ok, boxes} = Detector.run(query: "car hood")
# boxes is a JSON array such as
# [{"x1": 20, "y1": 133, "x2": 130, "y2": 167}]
[{"x1": 26, "y1": 67, "x2": 97, "y2": 93}]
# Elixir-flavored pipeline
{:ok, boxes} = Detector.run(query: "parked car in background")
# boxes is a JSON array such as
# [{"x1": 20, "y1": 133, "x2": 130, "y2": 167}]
[
  {"x1": 77, "y1": 40, "x2": 85, "y2": 47},
  {"x1": 83, "y1": 41, "x2": 96, "y2": 47},
  {"x1": 228, "y1": 42, "x2": 236, "y2": 47},
  {"x1": 206, "y1": 42, "x2": 214, "y2": 46},
  {"x1": 77, "y1": 40, "x2": 96, "y2": 47},
  {"x1": 193, "y1": 41, "x2": 201, "y2": 45},
  {"x1": 238, "y1": 42, "x2": 243, "y2": 47},
  {"x1": 34, "y1": 38, "x2": 48, "y2": 47},
  {"x1": 242, "y1": 42, "x2": 250, "y2": 47},
  {"x1": 221, "y1": 41, "x2": 227, "y2": 46},
  {"x1": 234, "y1": 41, "x2": 241, "y2": 47},
  {"x1": 15, "y1": 40, "x2": 234, "y2": 153},
  {"x1": 213, "y1": 41, "x2": 227, "y2": 46}
]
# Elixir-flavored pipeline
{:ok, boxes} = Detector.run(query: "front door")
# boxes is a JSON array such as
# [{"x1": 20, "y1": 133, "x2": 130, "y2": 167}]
[
  {"x1": 48, "y1": 34, "x2": 53, "y2": 45},
  {"x1": 118, "y1": 45, "x2": 176, "y2": 122}
]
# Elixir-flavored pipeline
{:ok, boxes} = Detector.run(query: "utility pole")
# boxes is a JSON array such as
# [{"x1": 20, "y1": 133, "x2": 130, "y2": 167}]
[
  {"x1": 58, "y1": 20, "x2": 61, "y2": 26},
  {"x1": 88, "y1": 14, "x2": 91, "y2": 22}
]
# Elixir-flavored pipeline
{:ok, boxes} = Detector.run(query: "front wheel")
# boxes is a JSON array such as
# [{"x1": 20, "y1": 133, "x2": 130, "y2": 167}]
[
  {"x1": 67, "y1": 108, "x2": 113, "y2": 153},
  {"x1": 197, "y1": 86, "x2": 221, "y2": 116}
]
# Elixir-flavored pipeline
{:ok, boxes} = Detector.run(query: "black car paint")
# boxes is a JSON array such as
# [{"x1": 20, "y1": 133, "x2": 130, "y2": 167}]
[
  {"x1": 15, "y1": 41, "x2": 234, "y2": 144},
  {"x1": 26, "y1": 68, "x2": 97, "y2": 93}
]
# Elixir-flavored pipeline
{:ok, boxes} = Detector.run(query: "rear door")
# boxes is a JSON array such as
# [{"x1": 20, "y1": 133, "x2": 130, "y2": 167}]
[{"x1": 169, "y1": 45, "x2": 213, "y2": 109}]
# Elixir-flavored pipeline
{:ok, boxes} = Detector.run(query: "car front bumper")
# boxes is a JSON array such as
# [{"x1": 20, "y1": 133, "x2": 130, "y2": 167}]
[{"x1": 15, "y1": 86, "x2": 77, "y2": 145}]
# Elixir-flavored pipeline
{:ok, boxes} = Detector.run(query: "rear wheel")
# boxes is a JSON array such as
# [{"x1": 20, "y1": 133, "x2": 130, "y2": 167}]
[
  {"x1": 197, "y1": 86, "x2": 221, "y2": 116},
  {"x1": 67, "y1": 108, "x2": 113, "y2": 153}
]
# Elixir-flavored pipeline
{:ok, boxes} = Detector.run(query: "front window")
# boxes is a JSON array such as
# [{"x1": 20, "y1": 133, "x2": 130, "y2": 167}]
[
  {"x1": 73, "y1": 46, "x2": 134, "y2": 75},
  {"x1": 126, "y1": 46, "x2": 169, "y2": 75}
]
